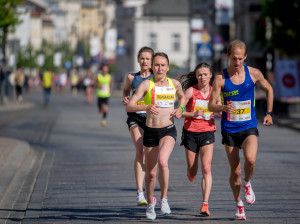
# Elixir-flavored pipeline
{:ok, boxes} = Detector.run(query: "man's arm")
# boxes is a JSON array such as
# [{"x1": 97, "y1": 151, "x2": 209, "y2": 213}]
[{"x1": 250, "y1": 67, "x2": 274, "y2": 126}]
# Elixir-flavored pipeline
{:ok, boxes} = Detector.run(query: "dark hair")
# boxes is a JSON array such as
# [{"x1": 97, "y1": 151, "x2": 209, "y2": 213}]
[
  {"x1": 152, "y1": 52, "x2": 169, "y2": 65},
  {"x1": 180, "y1": 62, "x2": 212, "y2": 91},
  {"x1": 137, "y1": 46, "x2": 154, "y2": 59},
  {"x1": 227, "y1": 40, "x2": 247, "y2": 56}
]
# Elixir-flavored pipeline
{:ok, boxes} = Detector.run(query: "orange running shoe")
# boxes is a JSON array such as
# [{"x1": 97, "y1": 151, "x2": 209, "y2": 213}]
[{"x1": 200, "y1": 202, "x2": 210, "y2": 216}]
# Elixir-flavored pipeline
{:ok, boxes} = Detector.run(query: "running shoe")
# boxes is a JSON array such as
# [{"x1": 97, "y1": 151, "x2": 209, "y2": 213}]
[
  {"x1": 244, "y1": 183, "x2": 255, "y2": 204},
  {"x1": 137, "y1": 191, "x2": 147, "y2": 206},
  {"x1": 146, "y1": 197, "x2": 156, "y2": 220},
  {"x1": 200, "y1": 202, "x2": 210, "y2": 216},
  {"x1": 235, "y1": 205, "x2": 246, "y2": 220},
  {"x1": 160, "y1": 198, "x2": 171, "y2": 214},
  {"x1": 101, "y1": 120, "x2": 107, "y2": 127}
]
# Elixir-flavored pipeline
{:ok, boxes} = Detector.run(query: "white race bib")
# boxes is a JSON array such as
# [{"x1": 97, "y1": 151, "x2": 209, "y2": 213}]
[
  {"x1": 194, "y1": 99, "x2": 213, "y2": 120},
  {"x1": 136, "y1": 100, "x2": 146, "y2": 114},
  {"x1": 227, "y1": 100, "x2": 251, "y2": 121},
  {"x1": 101, "y1": 84, "x2": 109, "y2": 94},
  {"x1": 154, "y1": 87, "x2": 175, "y2": 108}
]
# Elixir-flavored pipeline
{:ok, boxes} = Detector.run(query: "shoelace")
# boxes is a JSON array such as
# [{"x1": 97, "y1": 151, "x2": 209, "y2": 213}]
[
  {"x1": 202, "y1": 203, "x2": 208, "y2": 209},
  {"x1": 244, "y1": 185, "x2": 250, "y2": 195},
  {"x1": 237, "y1": 206, "x2": 244, "y2": 214}
]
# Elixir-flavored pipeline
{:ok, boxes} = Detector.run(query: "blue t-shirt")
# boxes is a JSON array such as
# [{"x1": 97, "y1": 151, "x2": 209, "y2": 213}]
[
  {"x1": 221, "y1": 65, "x2": 257, "y2": 133},
  {"x1": 127, "y1": 72, "x2": 153, "y2": 117}
]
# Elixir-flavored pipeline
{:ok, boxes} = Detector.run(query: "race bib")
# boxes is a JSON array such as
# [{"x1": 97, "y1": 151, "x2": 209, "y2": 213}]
[
  {"x1": 154, "y1": 87, "x2": 175, "y2": 108},
  {"x1": 136, "y1": 100, "x2": 146, "y2": 114},
  {"x1": 194, "y1": 99, "x2": 213, "y2": 120},
  {"x1": 101, "y1": 84, "x2": 109, "y2": 94},
  {"x1": 227, "y1": 100, "x2": 251, "y2": 121}
]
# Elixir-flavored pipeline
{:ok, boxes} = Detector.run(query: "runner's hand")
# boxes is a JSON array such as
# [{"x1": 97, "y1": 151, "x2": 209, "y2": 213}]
[
  {"x1": 147, "y1": 104, "x2": 160, "y2": 115},
  {"x1": 193, "y1": 109, "x2": 203, "y2": 117},
  {"x1": 263, "y1": 114, "x2": 273, "y2": 126},
  {"x1": 223, "y1": 101, "x2": 235, "y2": 113},
  {"x1": 122, "y1": 96, "x2": 130, "y2": 105},
  {"x1": 171, "y1": 108, "x2": 182, "y2": 119}
]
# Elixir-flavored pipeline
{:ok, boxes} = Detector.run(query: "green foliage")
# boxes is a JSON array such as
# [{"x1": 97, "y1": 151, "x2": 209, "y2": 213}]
[
  {"x1": 255, "y1": 0, "x2": 300, "y2": 56},
  {"x1": 16, "y1": 43, "x2": 37, "y2": 69}
]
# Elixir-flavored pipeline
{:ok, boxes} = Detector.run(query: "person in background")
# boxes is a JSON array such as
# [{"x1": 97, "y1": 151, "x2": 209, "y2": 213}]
[
  {"x1": 123, "y1": 46, "x2": 154, "y2": 206},
  {"x1": 208, "y1": 39, "x2": 274, "y2": 220},
  {"x1": 42, "y1": 70, "x2": 53, "y2": 107},
  {"x1": 14, "y1": 68, "x2": 25, "y2": 103},
  {"x1": 95, "y1": 64, "x2": 113, "y2": 127}
]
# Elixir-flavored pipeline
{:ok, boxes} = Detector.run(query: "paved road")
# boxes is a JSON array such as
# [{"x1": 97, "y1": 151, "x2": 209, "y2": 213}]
[{"x1": 0, "y1": 89, "x2": 300, "y2": 223}]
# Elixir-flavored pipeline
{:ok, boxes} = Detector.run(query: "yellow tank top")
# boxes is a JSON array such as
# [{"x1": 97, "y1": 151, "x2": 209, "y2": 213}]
[
  {"x1": 43, "y1": 71, "x2": 52, "y2": 88},
  {"x1": 97, "y1": 74, "x2": 111, "y2": 97},
  {"x1": 144, "y1": 78, "x2": 176, "y2": 107}
]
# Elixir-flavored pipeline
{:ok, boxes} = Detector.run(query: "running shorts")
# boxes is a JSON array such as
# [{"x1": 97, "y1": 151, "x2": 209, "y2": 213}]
[
  {"x1": 143, "y1": 124, "x2": 177, "y2": 147},
  {"x1": 221, "y1": 127, "x2": 259, "y2": 149},
  {"x1": 181, "y1": 128, "x2": 215, "y2": 153},
  {"x1": 126, "y1": 113, "x2": 146, "y2": 130},
  {"x1": 97, "y1": 97, "x2": 109, "y2": 108}
]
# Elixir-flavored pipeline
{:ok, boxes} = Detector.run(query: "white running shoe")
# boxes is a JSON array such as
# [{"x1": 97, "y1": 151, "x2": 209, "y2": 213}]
[
  {"x1": 244, "y1": 183, "x2": 255, "y2": 204},
  {"x1": 160, "y1": 198, "x2": 171, "y2": 215},
  {"x1": 137, "y1": 191, "x2": 147, "y2": 206},
  {"x1": 235, "y1": 205, "x2": 246, "y2": 220},
  {"x1": 146, "y1": 197, "x2": 156, "y2": 220}
]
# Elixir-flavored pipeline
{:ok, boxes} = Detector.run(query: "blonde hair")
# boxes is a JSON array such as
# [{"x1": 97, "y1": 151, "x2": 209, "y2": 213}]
[{"x1": 227, "y1": 40, "x2": 247, "y2": 56}]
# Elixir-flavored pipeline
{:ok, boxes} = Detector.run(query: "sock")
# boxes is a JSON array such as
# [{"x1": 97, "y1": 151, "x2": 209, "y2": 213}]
[
  {"x1": 237, "y1": 200, "x2": 244, "y2": 207},
  {"x1": 243, "y1": 179, "x2": 250, "y2": 186},
  {"x1": 103, "y1": 112, "x2": 107, "y2": 119},
  {"x1": 203, "y1": 200, "x2": 208, "y2": 204}
]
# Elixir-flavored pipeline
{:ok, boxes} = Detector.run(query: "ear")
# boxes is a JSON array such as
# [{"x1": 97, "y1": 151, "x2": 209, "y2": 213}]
[{"x1": 244, "y1": 54, "x2": 247, "y2": 60}]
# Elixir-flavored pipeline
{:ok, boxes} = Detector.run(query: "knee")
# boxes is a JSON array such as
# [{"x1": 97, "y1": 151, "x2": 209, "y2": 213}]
[
  {"x1": 136, "y1": 148, "x2": 144, "y2": 162},
  {"x1": 231, "y1": 167, "x2": 242, "y2": 179},
  {"x1": 201, "y1": 164, "x2": 211, "y2": 177},
  {"x1": 245, "y1": 158, "x2": 256, "y2": 167},
  {"x1": 158, "y1": 158, "x2": 168, "y2": 171},
  {"x1": 147, "y1": 169, "x2": 157, "y2": 180}
]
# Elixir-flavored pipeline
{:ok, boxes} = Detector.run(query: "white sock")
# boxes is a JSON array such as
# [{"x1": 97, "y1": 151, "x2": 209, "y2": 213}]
[
  {"x1": 243, "y1": 179, "x2": 250, "y2": 186},
  {"x1": 237, "y1": 200, "x2": 244, "y2": 207}
]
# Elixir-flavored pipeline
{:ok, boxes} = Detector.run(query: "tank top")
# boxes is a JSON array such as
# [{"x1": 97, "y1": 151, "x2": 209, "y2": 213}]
[
  {"x1": 127, "y1": 72, "x2": 153, "y2": 117},
  {"x1": 221, "y1": 65, "x2": 257, "y2": 133},
  {"x1": 97, "y1": 74, "x2": 111, "y2": 98},
  {"x1": 184, "y1": 85, "x2": 216, "y2": 132},
  {"x1": 144, "y1": 78, "x2": 175, "y2": 107}
]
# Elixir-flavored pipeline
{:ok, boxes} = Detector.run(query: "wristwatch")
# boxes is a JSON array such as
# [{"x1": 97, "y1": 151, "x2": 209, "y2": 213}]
[{"x1": 266, "y1": 112, "x2": 272, "y2": 116}]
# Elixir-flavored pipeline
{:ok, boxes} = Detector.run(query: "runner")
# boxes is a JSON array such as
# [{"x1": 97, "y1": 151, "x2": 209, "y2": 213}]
[
  {"x1": 122, "y1": 46, "x2": 154, "y2": 206},
  {"x1": 126, "y1": 52, "x2": 185, "y2": 220},
  {"x1": 179, "y1": 62, "x2": 221, "y2": 217},
  {"x1": 208, "y1": 39, "x2": 274, "y2": 220},
  {"x1": 95, "y1": 64, "x2": 113, "y2": 127}
]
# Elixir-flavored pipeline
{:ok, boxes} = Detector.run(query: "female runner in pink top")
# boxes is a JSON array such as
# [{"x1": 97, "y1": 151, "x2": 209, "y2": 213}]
[{"x1": 180, "y1": 62, "x2": 221, "y2": 217}]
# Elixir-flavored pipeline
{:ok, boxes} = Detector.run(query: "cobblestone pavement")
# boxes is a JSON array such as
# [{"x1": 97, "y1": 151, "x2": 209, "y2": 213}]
[{"x1": 0, "y1": 90, "x2": 299, "y2": 224}]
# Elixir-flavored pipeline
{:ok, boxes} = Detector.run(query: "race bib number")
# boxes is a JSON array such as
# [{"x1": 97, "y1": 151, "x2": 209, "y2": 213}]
[
  {"x1": 227, "y1": 100, "x2": 251, "y2": 121},
  {"x1": 136, "y1": 100, "x2": 146, "y2": 114},
  {"x1": 154, "y1": 87, "x2": 175, "y2": 108},
  {"x1": 194, "y1": 99, "x2": 213, "y2": 120},
  {"x1": 101, "y1": 84, "x2": 109, "y2": 93}
]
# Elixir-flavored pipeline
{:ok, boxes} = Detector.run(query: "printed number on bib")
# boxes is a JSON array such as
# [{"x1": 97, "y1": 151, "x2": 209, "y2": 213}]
[
  {"x1": 101, "y1": 84, "x2": 109, "y2": 93},
  {"x1": 194, "y1": 99, "x2": 213, "y2": 120},
  {"x1": 227, "y1": 100, "x2": 251, "y2": 121},
  {"x1": 136, "y1": 100, "x2": 146, "y2": 114},
  {"x1": 153, "y1": 87, "x2": 175, "y2": 108}
]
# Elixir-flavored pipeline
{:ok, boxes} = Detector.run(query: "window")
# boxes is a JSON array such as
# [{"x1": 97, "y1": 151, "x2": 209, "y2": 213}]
[
  {"x1": 172, "y1": 34, "x2": 181, "y2": 51},
  {"x1": 149, "y1": 33, "x2": 157, "y2": 50}
]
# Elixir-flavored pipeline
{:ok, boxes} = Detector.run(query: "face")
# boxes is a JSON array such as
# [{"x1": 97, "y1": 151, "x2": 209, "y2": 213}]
[
  {"x1": 152, "y1": 56, "x2": 169, "y2": 79},
  {"x1": 228, "y1": 47, "x2": 247, "y2": 70},
  {"x1": 138, "y1": 52, "x2": 152, "y2": 71},
  {"x1": 102, "y1": 65, "x2": 109, "y2": 74},
  {"x1": 195, "y1": 67, "x2": 212, "y2": 86}
]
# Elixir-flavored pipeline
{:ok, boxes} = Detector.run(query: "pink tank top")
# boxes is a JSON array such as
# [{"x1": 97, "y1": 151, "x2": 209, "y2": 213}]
[{"x1": 184, "y1": 85, "x2": 216, "y2": 132}]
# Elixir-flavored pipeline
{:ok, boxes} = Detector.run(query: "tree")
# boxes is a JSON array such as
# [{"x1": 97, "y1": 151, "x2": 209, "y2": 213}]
[
  {"x1": 0, "y1": 0, "x2": 23, "y2": 65},
  {"x1": 255, "y1": 0, "x2": 300, "y2": 57}
]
